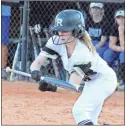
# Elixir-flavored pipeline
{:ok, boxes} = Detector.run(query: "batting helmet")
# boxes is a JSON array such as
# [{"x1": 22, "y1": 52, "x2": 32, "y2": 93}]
[{"x1": 51, "y1": 9, "x2": 85, "y2": 38}]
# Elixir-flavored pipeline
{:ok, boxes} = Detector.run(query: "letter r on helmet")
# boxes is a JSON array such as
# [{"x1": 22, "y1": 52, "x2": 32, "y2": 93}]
[{"x1": 56, "y1": 18, "x2": 63, "y2": 26}]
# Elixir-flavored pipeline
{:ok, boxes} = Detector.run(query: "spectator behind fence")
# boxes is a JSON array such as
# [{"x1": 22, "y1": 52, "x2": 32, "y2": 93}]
[
  {"x1": 2, "y1": 4, "x2": 11, "y2": 80},
  {"x1": 103, "y1": 9, "x2": 125, "y2": 89},
  {"x1": 86, "y1": 2, "x2": 110, "y2": 58}
]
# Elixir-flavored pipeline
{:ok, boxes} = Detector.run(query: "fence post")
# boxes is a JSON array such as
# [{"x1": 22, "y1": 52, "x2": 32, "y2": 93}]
[{"x1": 20, "y1": 0, "x2": 28, "y2": 80}]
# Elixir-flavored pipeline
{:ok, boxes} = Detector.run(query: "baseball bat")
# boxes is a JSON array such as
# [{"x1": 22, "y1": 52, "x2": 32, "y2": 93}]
[
  {"x1": 29, "y1": 26, "x2": 40, "y2": 59},
  {"x1": 43, "y1": 28, "x2": 50, "y2": 40},
  {"x1": 33, "y1": 24, "x2": 42, "y2": 49},
  {"x1": 37, "y1": 34, "x2": 42, "y2": 48},
  {"x1": 6, "y1": 67, "x2": 80, "y2": 92}
]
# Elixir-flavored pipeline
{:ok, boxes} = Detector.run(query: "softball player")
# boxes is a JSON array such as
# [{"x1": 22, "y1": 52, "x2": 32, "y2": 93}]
[{"x1": 30, "y1": 9, "x2": 117, "y2": 125}]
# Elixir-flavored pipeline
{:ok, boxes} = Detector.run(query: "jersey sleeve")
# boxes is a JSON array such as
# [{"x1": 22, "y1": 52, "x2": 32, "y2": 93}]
[{"x1": 40, "y1": 36, "x2": 61, "y2": 59}]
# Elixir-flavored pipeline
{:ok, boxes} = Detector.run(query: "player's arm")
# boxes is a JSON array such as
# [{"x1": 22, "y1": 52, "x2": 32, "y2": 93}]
[
  {"x1": 30, "y1": 37, "x2": 59, "y2": 81},
  {"x1": 69, "y1": 62, "x2": 94, "y2": 85},
  {"x1": 30, "y1": 46, "x2": 58, "y2": 71},
  {"x1": 69, "y1": 72, "x2": 83, "y2": 85},
  {"x1": 30, "y1": 46, "x2": 58, "y2": 92},
  {"x1": 69, "y1": 62, "x2": 95, "y2": 92},
  {"x1": 30, "y1": 54, "x2": 47, "y2": 71}
]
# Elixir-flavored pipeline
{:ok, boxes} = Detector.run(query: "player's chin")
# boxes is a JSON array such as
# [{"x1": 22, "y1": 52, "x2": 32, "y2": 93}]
[
  {"x1": 61, "y1": 41, "x2": 73, "y2": 45},
  {"x1": 59, "y1": 39, "x2": 69, "y2": 44}
]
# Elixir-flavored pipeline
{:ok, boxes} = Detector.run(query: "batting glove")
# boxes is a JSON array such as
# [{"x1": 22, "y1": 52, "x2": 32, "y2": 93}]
[
  {"x1": 39, "y1": 80, "x2": 57, "y2": 92},
  {"x1": 31, "y1": 70, "x2": 43, "y2": 81}
]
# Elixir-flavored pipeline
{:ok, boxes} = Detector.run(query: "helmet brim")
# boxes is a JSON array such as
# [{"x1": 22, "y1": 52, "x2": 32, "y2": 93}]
[{"x1": 51, "y1": 26, "x2": 74, "y2": 32}]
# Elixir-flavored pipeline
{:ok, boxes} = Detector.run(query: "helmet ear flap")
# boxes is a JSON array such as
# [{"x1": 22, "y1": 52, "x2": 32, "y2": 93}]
[
  {"x1": 79, "y1": 26, "x2": 85, "y2": 34},
  {"x1": 72, "y1": 29, "x2": 78, "y2": 37},
  {"x1": 72, "y1": 26, "x2": 85, "y2": 38},
  {"x1": 52, "y1": 31, "x2": 58, "y2": 35}
]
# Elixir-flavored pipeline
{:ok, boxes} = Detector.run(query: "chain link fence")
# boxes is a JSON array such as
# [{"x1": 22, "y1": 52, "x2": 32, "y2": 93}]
[{"x1": 2, "y1": 1, "x2": 124, "y2": 85}]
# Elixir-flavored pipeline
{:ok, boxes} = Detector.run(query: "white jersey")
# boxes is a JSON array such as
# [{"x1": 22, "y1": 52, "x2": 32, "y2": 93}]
[{"x1": 40, "y1": 36, "x2": 115, "y2": 78}]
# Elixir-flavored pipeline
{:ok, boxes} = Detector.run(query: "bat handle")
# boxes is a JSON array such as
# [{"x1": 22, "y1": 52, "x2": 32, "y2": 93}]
[
  {"x1": 6, "y1": 67, "x2": 44, "y2": 81},
  {"x1": 6, "y1": 67, "x2": 31, "y2": 78}
]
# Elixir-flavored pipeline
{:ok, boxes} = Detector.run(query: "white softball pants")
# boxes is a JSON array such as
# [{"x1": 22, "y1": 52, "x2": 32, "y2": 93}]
[{"x1": 72, "y1": 73, "x2": 117, "y2": 125}]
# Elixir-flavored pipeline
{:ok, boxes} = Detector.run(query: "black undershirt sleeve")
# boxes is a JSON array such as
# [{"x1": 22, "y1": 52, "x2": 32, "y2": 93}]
[{"x1": 42, "y1": 46, "x2": 59, "y2": 56}]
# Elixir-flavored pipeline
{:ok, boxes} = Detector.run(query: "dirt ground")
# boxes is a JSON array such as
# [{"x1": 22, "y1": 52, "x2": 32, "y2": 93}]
[{"x1": 2, "y1": 81, "x2": 124, "y2": 125}]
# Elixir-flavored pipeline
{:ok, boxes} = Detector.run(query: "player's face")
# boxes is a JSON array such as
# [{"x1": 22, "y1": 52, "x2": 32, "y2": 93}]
[
  {"x1": 90, "y1": 7, "x2": 102, "y2": 16},
  {"x1": 57, "y1": 31, "x2": 75, "y2": 44},
  {"x1": 116, "y1": 16, "x2": 125, "y2": 26}
]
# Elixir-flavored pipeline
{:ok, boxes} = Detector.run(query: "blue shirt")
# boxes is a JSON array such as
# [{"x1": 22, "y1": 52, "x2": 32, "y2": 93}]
[
  {"x1": 2, "y1": 5, "x2": 11, "y2": 16},
  {"x1": 86, "y1": 16, "x2": 110, "y2": 41}
]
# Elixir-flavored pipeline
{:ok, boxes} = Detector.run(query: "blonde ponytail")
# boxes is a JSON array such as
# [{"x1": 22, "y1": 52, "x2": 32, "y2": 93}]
[{"x1": 80, "y1": 30, "x2": 95, "y2": 53}]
